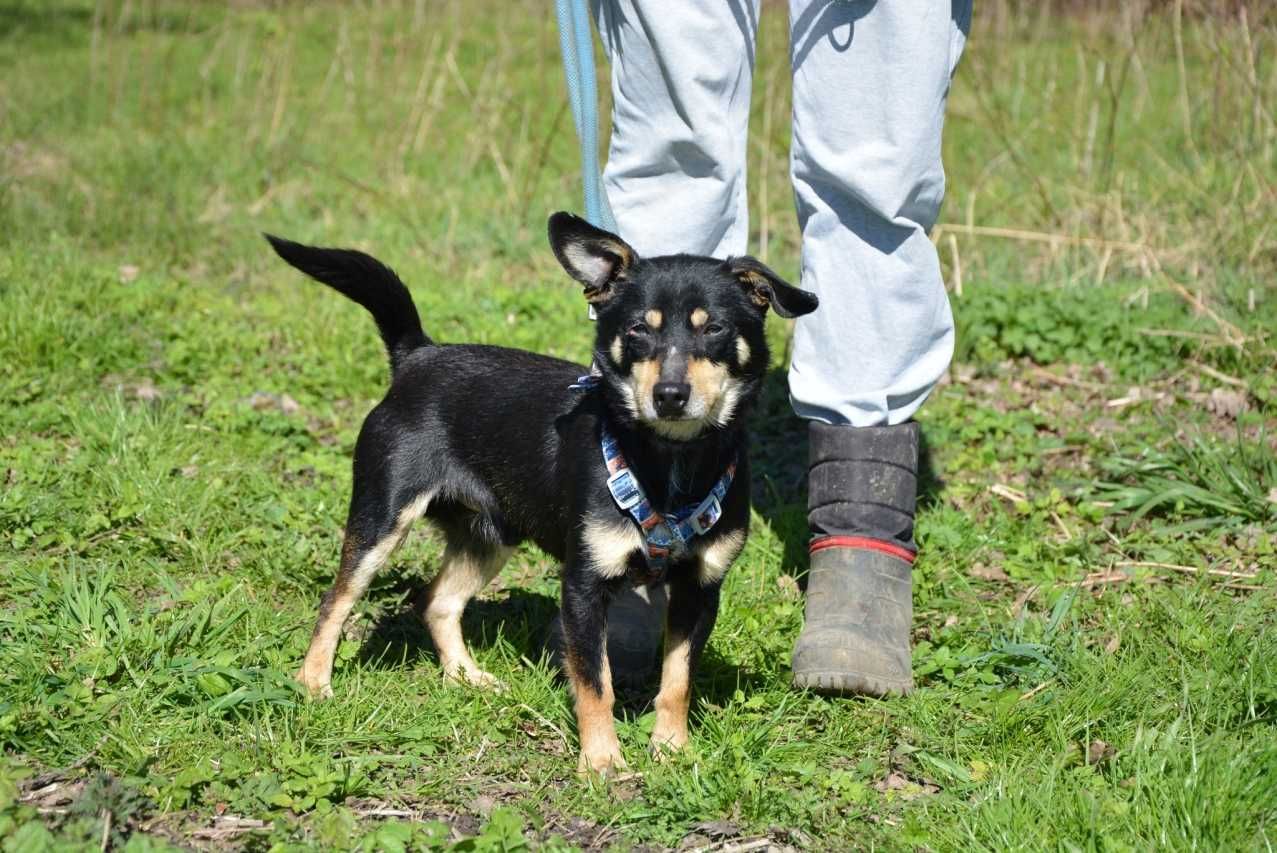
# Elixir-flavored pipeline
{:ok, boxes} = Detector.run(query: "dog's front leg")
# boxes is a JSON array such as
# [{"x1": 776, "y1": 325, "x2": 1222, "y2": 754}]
[
  {"x1": 560, "y1": 568, "x2": 626, "y2": 776},
  {"x1": 650, "y1": 572, "x2": 722, "y2": 754}
]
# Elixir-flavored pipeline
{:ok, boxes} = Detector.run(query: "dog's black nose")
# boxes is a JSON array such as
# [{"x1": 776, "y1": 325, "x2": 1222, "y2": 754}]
[{"x1": 653, "y1": 382, "x2": 691, "y2": 417}]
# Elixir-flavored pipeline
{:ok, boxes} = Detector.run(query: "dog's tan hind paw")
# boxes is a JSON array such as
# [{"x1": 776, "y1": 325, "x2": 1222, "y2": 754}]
[
  {"x1": 294, "y1": 668, "x2": 334, "y2": 700},
  {"x1": 444, "y1": 664, "x2": 507, "y2": 692},
  {"x1": 648, "y1": 728, "x2": 689, "y2": 760},
  {"x1": 577, "y1": 745, "x2": 627, "y2": 779}
]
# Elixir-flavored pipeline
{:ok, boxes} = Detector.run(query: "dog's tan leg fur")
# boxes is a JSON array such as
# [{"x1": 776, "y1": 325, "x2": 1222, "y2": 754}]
[
  {"x1": 569, "y1": 654, "x2": 625, "y2": 775},
  {"x1": 297, "y1": 493, "x2": 432, "y2": 698},
  {"x1": 418, "y1": 543, "x2": 513, "y2": 689},
  {"x1": 650, "y1": 631, "x2": 692, "y2": 753}
]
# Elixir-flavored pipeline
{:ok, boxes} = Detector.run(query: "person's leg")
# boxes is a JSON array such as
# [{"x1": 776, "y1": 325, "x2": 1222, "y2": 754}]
[
  {"x1": 559, "y1": 0, "x2": 760, "y2": 683},
  {"x1": 787, "y1": 0, "x2": 972, "y2": 696},
  {"x1": 592, "y1": 0, "x2": 760, "y2": 258}
]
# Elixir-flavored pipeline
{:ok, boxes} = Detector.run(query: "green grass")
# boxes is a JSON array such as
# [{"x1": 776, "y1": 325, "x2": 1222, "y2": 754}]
[{"x1": 2, "y1": 0, "x2": 1276, "y2": 849}]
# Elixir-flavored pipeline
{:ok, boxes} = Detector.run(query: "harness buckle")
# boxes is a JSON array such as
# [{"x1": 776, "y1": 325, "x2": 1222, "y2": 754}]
[
  {"x1": 606, "y1": 469, "x2": 643, "y2": 510},
  {"x1": 688, "y1": 494, "x2": 722, "y2": 535}
]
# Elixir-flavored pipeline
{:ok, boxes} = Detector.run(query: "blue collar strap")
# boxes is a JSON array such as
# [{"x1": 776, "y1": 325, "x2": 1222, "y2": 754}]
[{"x1": 599, "y1": 421, "x2": 736, "y2": 571}]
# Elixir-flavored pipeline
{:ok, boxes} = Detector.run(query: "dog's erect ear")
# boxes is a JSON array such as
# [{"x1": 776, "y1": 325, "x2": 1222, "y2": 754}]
[
  {"x1": 726, "y1": 257, "x2": 819, "y2": 319},
  {"x1": 548, "y1": 212, "x2": 637, "y2": 303}
]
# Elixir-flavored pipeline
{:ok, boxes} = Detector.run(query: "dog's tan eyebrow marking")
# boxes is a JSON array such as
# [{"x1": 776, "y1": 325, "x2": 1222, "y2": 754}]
[
  {"x1": 735, "y1": 336, "x2": 750, "y2": 365},
  {"x1": 644, "y1": 309, "x2": 663, "y2": 329},
  {"x1": 609, "y1": 335, "x2": 623, "y2": 365},
  {"x1": 690, "y1": 308, "x2": 709, "y2": 329}
]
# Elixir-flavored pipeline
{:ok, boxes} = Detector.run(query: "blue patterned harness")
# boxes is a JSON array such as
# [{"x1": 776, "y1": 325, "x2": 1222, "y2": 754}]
[{"x1": 599, "y1": 420, "x2": 736, "y2": 574}]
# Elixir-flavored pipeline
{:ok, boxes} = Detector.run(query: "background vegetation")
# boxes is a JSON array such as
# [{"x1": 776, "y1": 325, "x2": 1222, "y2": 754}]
[{"x1": 1, "y1": 0, "x2": 1274, "y2": 848}]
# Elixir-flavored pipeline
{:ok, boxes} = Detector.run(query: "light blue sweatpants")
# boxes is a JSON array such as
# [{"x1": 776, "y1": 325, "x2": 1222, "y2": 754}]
[{"x1": 592, "y1": 0, "x2": 971, "y2": 426}]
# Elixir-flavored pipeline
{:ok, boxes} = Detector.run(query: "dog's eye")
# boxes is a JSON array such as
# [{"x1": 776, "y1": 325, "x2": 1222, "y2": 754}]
[
  {"x1": 703, "y1": 322, "x2": 727, "y2": 336},
  {"x1": 627, "y1": 322, "x2": 650, "y2": 337}
]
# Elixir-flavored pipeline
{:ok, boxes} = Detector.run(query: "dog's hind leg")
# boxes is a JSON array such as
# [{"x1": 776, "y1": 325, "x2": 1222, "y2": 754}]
[
  {"x1": 296, "y1": 490, "x2": 433, "y2": 699},
  {"x1": 418, "y1": 538, "x2": 513, "y2": 689}
]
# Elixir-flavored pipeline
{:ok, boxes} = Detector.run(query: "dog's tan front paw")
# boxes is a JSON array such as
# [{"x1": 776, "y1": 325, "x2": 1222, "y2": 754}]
[
  {"x1": 445, "y1": 664, "x2": 506, "y2": 692},
  {"x1": 577, "y1": 743, "x2": 628, "y2": 778},
  {"x1": 294, "y1": 668, "x2": 334, "y2": 700},
  {"x1": 648, "y1": 726, "x2": 689, "y2": 758}
]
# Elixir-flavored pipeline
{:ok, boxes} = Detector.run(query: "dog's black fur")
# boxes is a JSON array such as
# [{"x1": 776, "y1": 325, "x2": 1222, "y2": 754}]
[{"x1": 268, "y1": 213, "x2": 817, "y2": 773}]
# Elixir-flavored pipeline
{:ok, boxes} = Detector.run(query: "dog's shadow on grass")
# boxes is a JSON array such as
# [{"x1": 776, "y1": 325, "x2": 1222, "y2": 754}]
[
  {"x1": 353, "y1": 582, "x2": 561, "y2": 674},
  {"x1": 354, "y1": 581, "x2": 769, "y2": 714}
]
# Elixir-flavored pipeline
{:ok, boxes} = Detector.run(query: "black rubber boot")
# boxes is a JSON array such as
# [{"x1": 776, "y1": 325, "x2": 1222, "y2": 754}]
[{"x1": 791, "y1": 421, "x2": 919, "y2": 697}]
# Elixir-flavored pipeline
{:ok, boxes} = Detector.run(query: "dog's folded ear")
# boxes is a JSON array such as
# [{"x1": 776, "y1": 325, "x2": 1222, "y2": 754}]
[
  {"x1": 726, "y1": 257, "x2": 819, "y2": 319},
  {"x1": 548, "y1": 212, "x2": 638, "y2": 304}
]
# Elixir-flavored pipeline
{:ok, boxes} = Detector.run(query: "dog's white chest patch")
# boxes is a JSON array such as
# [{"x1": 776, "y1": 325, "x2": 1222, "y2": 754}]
[
  {"x1": 582, "y1": 516, "x2": 644, "y2": 578},
  {"x1": 696, "y1": 529, "x2": 746, "y2": 586}
]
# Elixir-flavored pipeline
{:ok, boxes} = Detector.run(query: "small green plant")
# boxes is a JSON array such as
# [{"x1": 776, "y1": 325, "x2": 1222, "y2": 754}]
[
  {"x1": 1092, "y1": 429, "x2": 1277, "y2": 530},
  {"x1": 64, "y1": 773, "x2": 153, "y2": 849},
  {"x1": 916, "y1": 588, "x2": 1076, "y2": 691},
  {"x1": 953, "y1": 284, "x2": 1198, "y2": 378}
]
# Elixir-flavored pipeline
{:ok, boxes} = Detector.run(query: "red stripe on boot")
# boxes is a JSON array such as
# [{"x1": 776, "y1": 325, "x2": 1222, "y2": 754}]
[{"x1": 809, "y1": 535, "x2": 916, "y2": 564}]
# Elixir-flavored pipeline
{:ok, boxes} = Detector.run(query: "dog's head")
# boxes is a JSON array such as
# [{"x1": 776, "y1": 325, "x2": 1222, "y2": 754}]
[{"x1": 549, "y1": 212, "x2": 818, "y2": 442}]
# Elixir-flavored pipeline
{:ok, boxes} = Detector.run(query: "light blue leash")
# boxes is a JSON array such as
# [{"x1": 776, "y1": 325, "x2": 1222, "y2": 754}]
[{"x1": 554, "y1": 0, "x2": 617, "y2": 234}]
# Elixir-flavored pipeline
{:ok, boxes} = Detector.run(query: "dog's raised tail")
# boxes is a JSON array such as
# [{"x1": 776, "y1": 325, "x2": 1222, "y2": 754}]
[{"x1": 265, "y1": 234, "x2": 431, "y2": 373}]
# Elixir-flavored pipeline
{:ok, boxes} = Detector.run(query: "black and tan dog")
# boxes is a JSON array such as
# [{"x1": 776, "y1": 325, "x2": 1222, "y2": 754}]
[{"x1": 267, "y1": 213, "x2": 817, "y2": 774}]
